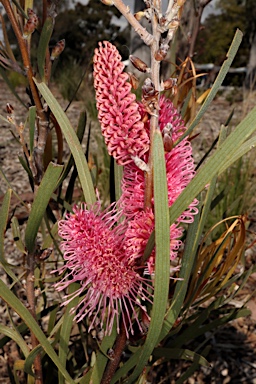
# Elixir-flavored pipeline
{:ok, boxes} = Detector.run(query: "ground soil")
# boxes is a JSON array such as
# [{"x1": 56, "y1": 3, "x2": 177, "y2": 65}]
[{"x1": 0, "y1": 80, "x2": 255, "y2": 383}]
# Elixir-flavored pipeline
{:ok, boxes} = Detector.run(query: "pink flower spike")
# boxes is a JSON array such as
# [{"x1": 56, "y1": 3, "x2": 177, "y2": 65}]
[
  {"x1": 121, "y1": 96, "x2": 199, "y2": 220},
  {"x1": 93, "y1": 41, "x2": 149, "y2": 165},
  {"x1": 55, "y1": 202, "x2": 152, "y2": 337},
  {"x1": 123, "y1": 209, "x2": 184, "y2": 274},
  {"x1": 120, "y1": 96, "x2": 199, "y2": 273}
]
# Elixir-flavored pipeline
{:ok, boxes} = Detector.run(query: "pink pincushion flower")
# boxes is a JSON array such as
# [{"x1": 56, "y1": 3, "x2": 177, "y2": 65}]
[
  {"x1": 123, "y1": 209, "x2": 184, "y2": 274},
  {"x1": 55, "y1": 202, "x2": 152, "y2": 337},
  {"x1": 120, "y1": 96, "x2": 198, "y2": 271},
  {"x1": 121, "y1": 96, "x2": 198, "y2": 219},
  {"x1": 93, "y1": 41, "x2": 149, "y2": 165}
]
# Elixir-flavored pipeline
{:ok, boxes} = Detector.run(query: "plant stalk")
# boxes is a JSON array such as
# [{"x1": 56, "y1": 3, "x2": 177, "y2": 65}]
[
  {"x1": 26, "y1": 252, "x2": 43, "y2": 383},
  {"x1": 2, "y1": 0, "x2": 49, "y2": 183},
  {"x1": 101, "y1": 321, "x2": 127, "y2": 384},
  {"x1": 144, "y1": 0, "x2": 161, "y2": 209}
]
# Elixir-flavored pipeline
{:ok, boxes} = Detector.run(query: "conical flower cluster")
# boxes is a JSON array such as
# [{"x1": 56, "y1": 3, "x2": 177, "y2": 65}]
[
  {"x1": 55, "y1": 41, "x2": 198, "y2": 337},
  {"x1": 93, "y1": 41, "x2": 149, "y2": 165}
]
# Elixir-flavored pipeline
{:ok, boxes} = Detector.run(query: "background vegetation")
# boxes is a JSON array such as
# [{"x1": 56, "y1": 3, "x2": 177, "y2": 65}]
[{"x1": 0, "y1": 0, "x2": 255, "y2": 383}]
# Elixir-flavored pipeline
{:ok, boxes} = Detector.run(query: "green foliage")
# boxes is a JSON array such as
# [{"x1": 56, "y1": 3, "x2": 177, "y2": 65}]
[
  {"x1": 54, "y1": 60, "x2": 86, "y2": 101},
  {"x1": 7, "y1": 70, "x2": 28, "y2": 88},
  {"x1": 206, "y1": 153, "x2": 255, "y2": 238},
  {"x1": 195, "y1": 0, "x2": 248, "y2": 66},
  {"x1": 52, "y1": 0, "x2": 130, "y2": 65},
  {"x1": 0, "y1": 2, "x2": 255, "y2": 383}
]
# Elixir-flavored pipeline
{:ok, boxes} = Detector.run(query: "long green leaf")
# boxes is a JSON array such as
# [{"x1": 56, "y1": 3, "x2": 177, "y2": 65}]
[
  {"x1": 0, "y1": 280, "x2": 75, "y2": 383},
  {"x1": 29, "y1": 106, "x2": 36, "y2": 154},
  {"x1": 0, "y1": 304, "x2": 59, "y2": 349},
  {"x1": 177, "y1": 29, "x2": 243, "y2": 143},
  {"x1": 58, "y1": 283, "x2": 80, "y2": 384},
  {"x1": 175, "y1": 346, "x2": 210, "y2": 384},
  {"x1": 24, "y1": 345, "x2": 43, "y2": 376},
  {"x1": 169, "y1": 104, "x2": 256, "y2": 226},
  {"x1": 158, "y1": 198, "x2": 201, "y2": 341},
  {"x1": 57, "y1": 110, "x2": 87, "y2": 186},
  {"x1": 0, "y1": 325, "x2": 29, "y2": 358},
  {"x1": 153, "y1": 347, "x2": 209, "y2": 367},
  {"x1": 218, "y1": 136, "x2": 256, "y2": 175},
  {"x1": 182, "y1": 126, "x2": 227, "y2": 310},
  {"x1": 34, "y1": 79, "x2": 96, "y2": 204},
  {"x1": 11, "y1": 216, "x2": 26, "y2": 254},
  {"x1": 37, "y1": 17, "x2": 54, "y2": 80},
  {"x1": 83, "y1": 327, "x2": 118, "y2": 384},
  {"x1": 111, "y1": 157, "x2": 200, "y2": 384},
  {"x1": 25, "y1": 162, "x2": 63, "y2": 253},
  {"x1": 127, "y1": 131, "x2": 170, "y2": 383},
  {"x1": 0, "y1": 189, "x2": 19, "y2": 283},
  {"x1": 0, "y1": 67, "x2": 27, "y2": 107}
]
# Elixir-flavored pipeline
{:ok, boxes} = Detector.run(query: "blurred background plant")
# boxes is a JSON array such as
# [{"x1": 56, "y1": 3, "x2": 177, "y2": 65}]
[{"x1": 0, "y1": 0, "x2": 255, "y2": 383}]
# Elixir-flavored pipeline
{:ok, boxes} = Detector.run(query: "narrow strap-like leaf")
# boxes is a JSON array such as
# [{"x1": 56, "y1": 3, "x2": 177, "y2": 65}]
[
  {"x1": 169, "y1": 103, "x2": 256, "y2": 226},
  {"x1": 58, "y1": 283, "x2": 80, "y2": 384},
  {"x1": 0, "y1": 325, "x2": 29, "y2": 358},
  {"x1": 127, "y1": 131, "x2": 170, "y2": 383},
  {"x1": 153, "y1": 347, "x2": 209, "y2": 367},
  {"x1": 25, "y1": 162, "x2": 64, "y2": 253},
  {"x1": 177, "y1": 29, "x2": 243, "y2": 143},
  {"x1": 34, "y1": 79, "x2": 96, "y2": 205},
  {"x1": 37, "y1": 17, "x2": 54, "y2": 81},
  {"x1": 0, "y1": 189, "x2": 20, "y2": 283},
  {"x1": 159, "y1": 198, "x2": 201, "y2": 342},
  {"x1": 0, "y1": 279, "x2": 76, "y2": 384},
  {"x1": 29, "y1": 106, "x2": 36, "y2": 154},
  {"x1": 85, "y1": 326, "x2": 117, "y2": 384}
]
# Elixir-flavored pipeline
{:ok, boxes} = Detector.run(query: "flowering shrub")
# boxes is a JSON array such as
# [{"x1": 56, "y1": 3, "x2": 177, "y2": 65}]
[
  {"x1": 0, "y1": 1, "x2": 254, "y2": 384},
  {"x1": 55, "y1": 42, "x2": 199, "y2": 337}
]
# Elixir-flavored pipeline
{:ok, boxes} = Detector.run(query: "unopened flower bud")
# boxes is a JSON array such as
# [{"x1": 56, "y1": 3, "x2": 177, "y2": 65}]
[
  {"x1": 27, "y1": 8, "x2": 36, "y2": 17},
  {"x1": 51, "y1": 39, "x2": 65, "y2": 60},
  {"x1": 23, "y1": 9, "x2": 38, "y2": 39},
  {"x1": 163, "y1": 123, "x2": 173, "y2": 151},
  {"x1": 7, "y1": 115, "x2": 14, "y2": 124},
  {"x1": 142, "y1": 79, "x2": 159, "y2": 113},
  {"x1": 163, "y1": 133, "x2": 173, "y2": 152},
  {"x1": 162, "y1": 77, "x2": 177, "y2": 91},
  {"x1": 127, "y1": 72, "x2": 139, "y2": 90},
  {"x1": 6, "y1": 103, "x2": 14, "y2": 114},
  {"x1": 141, "y1": 308, "x2": 151, "y2": 333},
  {"x1": 23, "y1": 18, "x2": 37, "y2": 38},
  {"x1": 155, "y1": 43, "x2": 169, "y2": 61},
  {"x1": 107, "y1": 348, "x2": 115, "y2": 359},
  {"x1": 129, "y1": 55, "x2": 150, "y2": 73},
  {"x1": 39, "y1": 248, "x2": 53, "y2": 260},
  {"x1": 142, "y1": 78, "x2": 156, "y2": 97}
]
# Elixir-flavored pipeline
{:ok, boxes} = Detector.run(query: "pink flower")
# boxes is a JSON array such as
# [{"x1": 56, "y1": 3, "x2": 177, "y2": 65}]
[
  {"x1": 55, "y1": 202, "x2": 152, "y2": 337},
  {"x1": 120, "y1": 96, "x2": 198, "y2": 271},
  {"x1": 123, "y1": 209, "x2": 184, "y2": 274},
  {"x1": 93, "y1": 41, "x2": 149, "y2": 165},
  {"x1": 121, "y1": 96, "x2": 198, "y2": 218}
]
